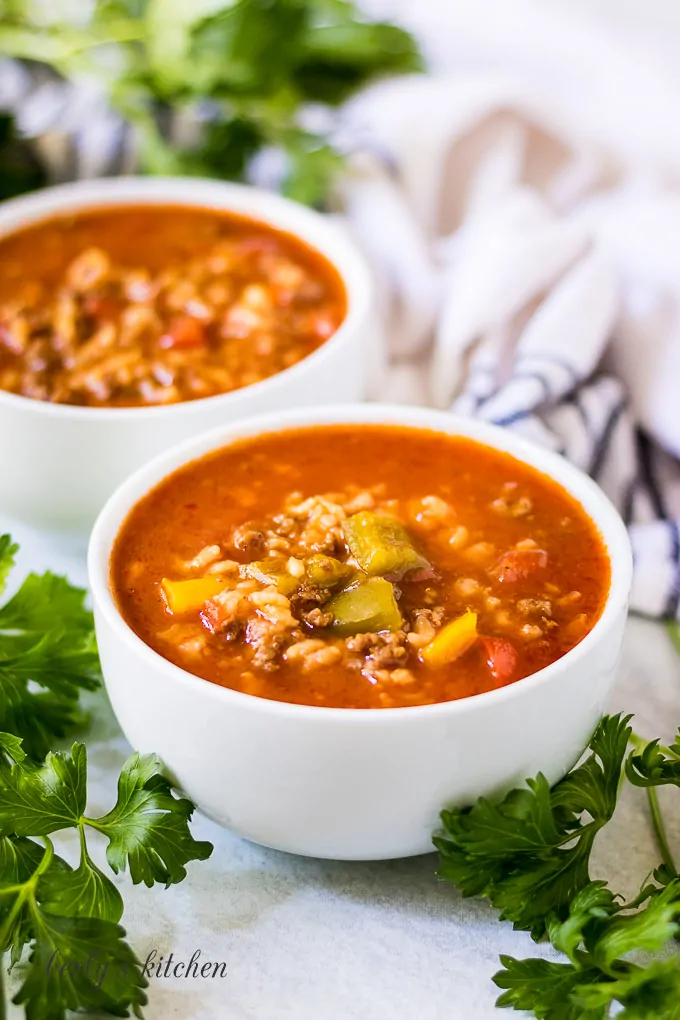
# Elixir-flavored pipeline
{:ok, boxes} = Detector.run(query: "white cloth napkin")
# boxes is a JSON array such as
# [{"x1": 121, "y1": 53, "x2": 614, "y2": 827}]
[{"x1": 3, "y1": 0, "x2": 680, "y2": 620}]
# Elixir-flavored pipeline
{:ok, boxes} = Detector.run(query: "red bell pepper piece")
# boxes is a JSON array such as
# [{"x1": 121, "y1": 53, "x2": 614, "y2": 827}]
[
  {"x1": 160, "y1": 315, "x2": 206, "y2": 350},
  {"x1": 480, "y1": 636, "x2": 518, "y2": 684}
]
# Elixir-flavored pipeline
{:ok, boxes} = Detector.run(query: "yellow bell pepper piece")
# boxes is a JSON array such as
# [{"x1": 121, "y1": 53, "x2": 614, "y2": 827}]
[
  {"x1": 420, "y1": 610, "x2": 478, "y2": 667},
  {"x1": 161, "y1": 577, "x2": 231, "y2": 615}
]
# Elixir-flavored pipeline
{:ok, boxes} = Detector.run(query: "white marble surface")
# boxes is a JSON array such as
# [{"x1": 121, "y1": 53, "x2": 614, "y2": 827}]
[{"x1": 2, "y1": 514, "x2": 679, "y2": 1020}]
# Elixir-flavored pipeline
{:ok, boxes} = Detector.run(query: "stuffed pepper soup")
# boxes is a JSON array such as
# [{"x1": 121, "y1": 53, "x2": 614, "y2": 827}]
[{"x1": 112, "y1": 424, "x2": 611, "y2": 710}]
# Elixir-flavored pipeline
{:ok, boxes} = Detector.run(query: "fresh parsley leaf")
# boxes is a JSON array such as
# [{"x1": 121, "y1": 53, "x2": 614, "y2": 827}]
[
  {"x1": 574, "y1": 959, "x2": 680, "y2": 1018},
  {"x1": 0, "y1": 835, "x2": 75, "y2": 966},
  {"x1": 0, "y1": 560, "x2": 102, "y2": 760},
  {"x1": 589, "y1": 880, "x2": 680, "y2": 970},
  {"x1": 0, "y1": 730, "x2": 27, "y2": 765},
  {"x1": 493, "y1": 955, "x2": 606, "y2": 1020},
  {"x1": 0, "y1": 736, "x2": 212, "y2": 891},
  {"x1": 0, "y1": 743, "x2": 86, "y2": 837},
  {"x1": 547, "y1": 881, "x2": 619, "y2": 961},
  {"x1": 0, "y1": 835, "x2": 45, "y2": 887},
  {"x1": 0, "y1": 830, "x2": 140, "y2": 1017},
  {"x1": 441, "y1": 713, "x2": 680, "y2": 1020},
  {"x1": 0, "y1": 836, "x2": 47, "y2": 957},
  {"x1": 39, "y1": 847, "x2": 124, "y2": 924},
  {"x1": 295, "y1": 16, "x2": 421, "y2": 105},
  {"x1": 188, "y1": 0, "x2": 310, "y2": 98},
  {"x1": 0, "y1": 733, "x2": 211, "y2": 1017},
  {"x1": 494, "y1": 881, "x2": 680, "y2": 1019},
  {"x1": 0, "y1": 681, "x2": 90, "y2": 765},
  {"x1": 0, "y1": 547, "x2": 212, "y2": 1019},
  {"x1": 0, "y1": 834, "x2": 58, "y2": 966},
  {"x1": 12, "y1": 910, "x2": 148, "y2": 1020},
  {"x1": 626, "y1": 731, "x2": 680, "y2": 788},
  {"x1": 179, "y1": 116, "x2": 265, "y2": 181},
  {"x1": 0, "y1": 571, "x2": 95, "y2": 636},
  {"x1": 552, "y1": 712, "x2": 632, "y2": 822},
  {"x1": 435, "y1": 715, "x2": 633, "y2": 938},
  {"x1": 0, "y1": 535, "x2": 18, "y2": 597},
  {"x1": 281, "y1": 130, "x2": 344, "y2": 205},
  {"x1": 86, "y1": 751, "x2": 213, "y2": 887}
]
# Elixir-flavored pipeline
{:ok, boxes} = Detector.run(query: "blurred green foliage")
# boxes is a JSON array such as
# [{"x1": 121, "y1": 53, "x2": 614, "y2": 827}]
[
  {"x1": 0, "y1": 113, "x2": 45, "y2": 199},
  {"x1": 0, "y1": 0, "x2": 422, "y2": 204}
]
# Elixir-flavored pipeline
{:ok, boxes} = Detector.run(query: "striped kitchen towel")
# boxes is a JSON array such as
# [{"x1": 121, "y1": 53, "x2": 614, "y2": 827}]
[{"x1": 339, "y1": 0, "x2": 680, "y2": 623}]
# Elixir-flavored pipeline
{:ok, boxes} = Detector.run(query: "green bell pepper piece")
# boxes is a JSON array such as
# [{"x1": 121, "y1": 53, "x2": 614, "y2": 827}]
[
  {"x1": 327, "y1": 578, "x2": 403, "y2": 636},
  {"x1": 304, "y1": 554, "x2": 354, "y2": 589},
  {"x1": 242, "y1": 559, "x2": 299, "y2": 596},
  {"x1": 343, "y1": 511, "x2": 430, "y2": 579}
]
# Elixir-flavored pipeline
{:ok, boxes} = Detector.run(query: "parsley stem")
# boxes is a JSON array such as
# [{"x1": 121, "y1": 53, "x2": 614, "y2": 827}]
[
  {"x1": 0, "y1": 956, "x2": 6, "y2": 1020},
  {"x1": 629, "y1": 731, "x2": 678, "y2": 875},
  {"x1": 667, "y1": 620, "x2": 680, "y2": 657},
  {"x1": 646, "y1": 786, "x2": 678, "y2": 875},
  {"x1": 0, "y1": 890, "x2": 29, "y2": 961},
  {"x1": 0, "y1": 837, "x2": 54, "y2": 953},
  {"x1": 0, "y1": 883, "x2": 30, "y2": 1017}
]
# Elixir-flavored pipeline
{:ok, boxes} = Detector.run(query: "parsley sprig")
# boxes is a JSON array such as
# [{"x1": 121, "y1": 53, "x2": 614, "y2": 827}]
[
  {"x1": 0, "y1": 536, "x2": 101, "y2": 760},
  {"x1": 0, "y1": 734, "x2": 213, "y2": 1018},
  {"x1": 435, "y1": 713, "x2": 680, "y2": 1018},
  {"x1": 0, "y1": 538, "x2": 213, "y2": 1018}
]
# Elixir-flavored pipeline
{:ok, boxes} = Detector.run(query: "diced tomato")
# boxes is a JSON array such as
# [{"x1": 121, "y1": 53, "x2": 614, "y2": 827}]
[
  {"x1": 159, "y1": 315, "x2": 206, "y2": 350},
  {"x1": 490, "y1": 549, "x2": 548, "y2": 584},
  {"x1": 480, "y1": 637, "x2": 518, "y2": 684},
  {"x1": 200, "y1": 591, "x2": 247, "y2": 635},
  {"x1": 236, "y1": 236, "x2": 280, "y2": 257},
  {"x1": 83, "y1": 295, "x2": 120, "y2": 321},
  {"x1": 200, "y1": 599, "x2": 228, "y2": 634}
]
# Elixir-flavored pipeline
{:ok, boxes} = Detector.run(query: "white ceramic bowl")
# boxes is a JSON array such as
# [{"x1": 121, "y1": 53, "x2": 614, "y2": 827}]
[
  {"x1": 89, "y1": 404, "x2": 632, "y2": 860},
  {"x1": 0, "y1": 178, "x2": 374, "y2": 532}
]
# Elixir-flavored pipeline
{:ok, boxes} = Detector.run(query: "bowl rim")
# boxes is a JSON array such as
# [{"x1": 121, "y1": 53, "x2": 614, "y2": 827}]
[
  {"x1": 88, "y1": 402, "x2": 633, "y2": 724},
  {"x1": 0, "y1": 176, "x2": 372, "y2": 421}
]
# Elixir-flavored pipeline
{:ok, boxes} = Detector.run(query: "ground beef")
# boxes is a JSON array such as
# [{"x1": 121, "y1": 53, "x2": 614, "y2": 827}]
[
  {"x1": 345, "y1": 633, "x2": 382, "y2": 655},
  {"x1": 221, "y1": 619, "x2": 245, "y2": 643},
  {"x1": 303, "y1": 533, "x2": 343, "y2": 556},
  {"x1": 516, "y1": 598, "x2": 552, "y2": 617},
  {"x1": 291, "y1": 584, "x2": 331, "y2": 607},
  {"x1": 302, "y1": 607, "x2": 334, "y2": 628},
  {"x1": 365, "y1": 636, "x2": 409, "y2": 671},
  {"x1": 346, "y1": 631, "x2": 409, "y2": 672},
  {"x1": 246, "y1": 617, "x2": 291, "y2": 670},
  {"x1": 408, "y1": 606, "x2": 445, "y2": 630},
  {"x1": 231, "y1": 524, "x2": 266, "y2": 556}
]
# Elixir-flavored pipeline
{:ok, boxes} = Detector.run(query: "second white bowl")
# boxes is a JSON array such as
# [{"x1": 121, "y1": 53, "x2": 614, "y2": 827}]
[{"x1": 0, "y1": 178, "x2": 374, "y2": 532}]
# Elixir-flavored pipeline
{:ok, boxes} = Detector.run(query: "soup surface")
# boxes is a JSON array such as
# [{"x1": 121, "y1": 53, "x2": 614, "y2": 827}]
[
  {"x1": 112, "y1": 425, "x2": 611, "y2": 709},
  {"x1": 0, "y1": 205, "x2": 345, "y2": 407}
]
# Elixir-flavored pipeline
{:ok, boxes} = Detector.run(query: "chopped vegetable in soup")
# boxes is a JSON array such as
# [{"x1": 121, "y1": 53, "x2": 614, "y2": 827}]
[
  {"x1": 112, "y1": 426, "x2": 611, "y2": 709},
  {"x1": 0, "y1": 205, "x2": 345, "y2": 407}
]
